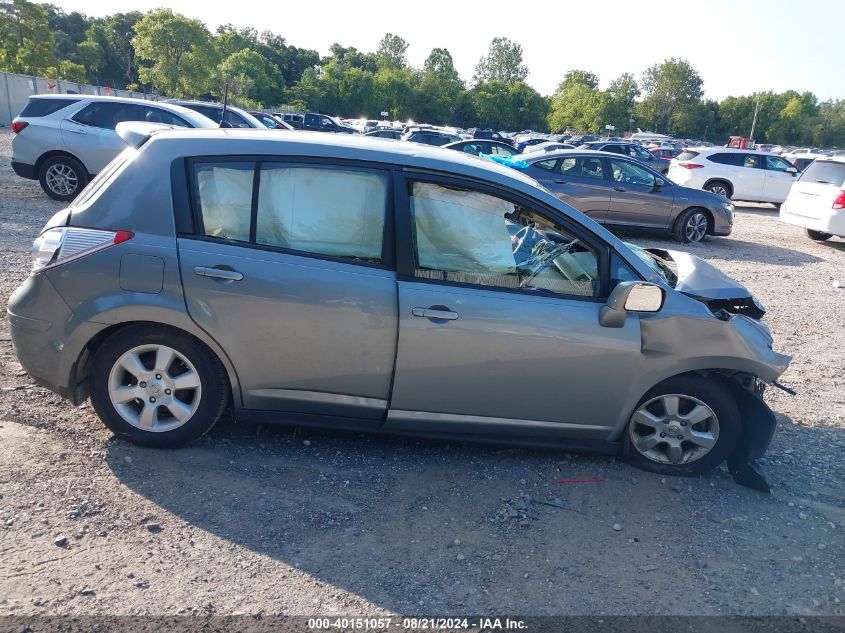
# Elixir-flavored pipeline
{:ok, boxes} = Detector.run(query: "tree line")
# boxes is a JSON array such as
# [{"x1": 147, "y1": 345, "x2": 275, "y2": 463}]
[{"x1": 1, "y1": 0, "x2": 843, "y2": 146}]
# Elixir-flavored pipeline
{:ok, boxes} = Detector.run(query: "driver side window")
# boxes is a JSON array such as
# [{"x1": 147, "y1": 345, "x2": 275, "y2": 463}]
[
  {"x1": 608, "y1": 159, "x2": 655, "y2": 186},
  {"x1": 409, "y1": 181, "x2": 599, "y2": 298}
]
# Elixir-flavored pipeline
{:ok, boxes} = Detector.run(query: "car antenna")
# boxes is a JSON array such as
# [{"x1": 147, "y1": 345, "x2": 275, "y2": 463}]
[{"x1": 220, "y1": 79, "x2": 232, "y2": 128}]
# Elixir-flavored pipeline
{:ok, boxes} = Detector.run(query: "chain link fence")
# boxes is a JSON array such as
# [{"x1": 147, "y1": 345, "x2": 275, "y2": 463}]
[{"x1": 1, "y1": 71, "x2": 165, "y2": 126}]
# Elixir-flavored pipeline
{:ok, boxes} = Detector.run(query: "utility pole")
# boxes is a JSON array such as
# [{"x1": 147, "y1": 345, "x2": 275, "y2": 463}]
[{"x1": 749, "y1": 92, "x2": 761, "y2": 140}]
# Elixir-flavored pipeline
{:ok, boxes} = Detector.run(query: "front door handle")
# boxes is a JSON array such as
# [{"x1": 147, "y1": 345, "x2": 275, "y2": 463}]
[
  {"x1": 412, "y1": 307, "x2": 458, "y2": 321},
  {"x1": 68, "y1": 128, "x2": 87, "y2": 135},
  {"x1": 554, "y1": 179, "x2": 567, "y2": 184},
  {"x1": 194, "y1": 266, "x2": 244, "y2": 281},
  {"x1": 613, "y1": 186, "x2": 626, "y2": 192}
]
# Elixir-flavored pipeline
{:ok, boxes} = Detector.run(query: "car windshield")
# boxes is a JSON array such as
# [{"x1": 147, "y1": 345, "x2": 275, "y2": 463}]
[{"x1": 624, "y1": 243, "x2": 677, "y2": 287}]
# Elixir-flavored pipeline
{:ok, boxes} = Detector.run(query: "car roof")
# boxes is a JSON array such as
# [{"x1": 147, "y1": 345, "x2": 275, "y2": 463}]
[{"x1": 25, "y1": 94, "x2": 215, "y2": 122}]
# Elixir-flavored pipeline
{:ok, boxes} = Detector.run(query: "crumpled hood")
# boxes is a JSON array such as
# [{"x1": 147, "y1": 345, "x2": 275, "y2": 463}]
[{"x1": 648, "y1": 248, "x2": 752, "y2": 300}]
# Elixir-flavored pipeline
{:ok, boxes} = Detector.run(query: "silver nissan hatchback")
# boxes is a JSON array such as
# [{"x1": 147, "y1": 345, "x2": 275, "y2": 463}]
[{"x1": 7, "y1": 124, "x2": 791, "y2": 483}]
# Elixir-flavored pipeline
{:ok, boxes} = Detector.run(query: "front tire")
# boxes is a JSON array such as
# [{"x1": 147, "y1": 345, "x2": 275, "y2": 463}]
[
  {"x1": 673, "y1": 208, "x2": 710, "y2": 243},
  {"x1": 623, "y1": 375, "x2": 740, "y2": 476},
  {"x1": 805, "y1": 229, "x2": 832, "y2": 241},
  {"x1": 89, "y1": 325, "x2": 228, "y2": 448},
  {"x1": 705, "y1": 180, "x2": 732, "y2": 199},
  {"x1": 38, "y1": 155, "x2": 88, "y2": 201}
]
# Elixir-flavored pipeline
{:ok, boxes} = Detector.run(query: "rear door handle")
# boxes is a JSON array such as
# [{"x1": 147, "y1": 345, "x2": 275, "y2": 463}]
[
  {"x1": 412, "y1": 307, "x2": 459, "y2": 321},
  {"x1": 194, "y1": 266, "x2": 244, "y2": 281},
  {"x1": 68, "y1": 129, "x2": 87, "y2": 135},
  {"x1": 614, "y1": 186, "x2": 626, "y2": 192},
  {"x1": 554, "y1": 179, "x2": 567, "y2": 184}
]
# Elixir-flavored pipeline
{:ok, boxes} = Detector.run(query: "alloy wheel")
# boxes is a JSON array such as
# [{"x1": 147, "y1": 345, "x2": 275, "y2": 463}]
[
  {"x1": 107, "y1": 344, "x2": 202, "y2": 433},
  {"x1": 708, "y1": 184, "x2": 729, "y2": 197},
  {"x1": 628, "y1": 394, "x2": 719, "y2": 465},
  {"x1": 45, "y1": 163, "x2": 78, "y2": 196},
  {"x1": 685, "y1": 212, "x2": 708, "y2": 242}
]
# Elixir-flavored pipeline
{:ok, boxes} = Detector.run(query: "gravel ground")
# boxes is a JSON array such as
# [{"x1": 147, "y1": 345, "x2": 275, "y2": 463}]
[{"x1": 0, "y1": 129, "x2": 843, "y2": 618}]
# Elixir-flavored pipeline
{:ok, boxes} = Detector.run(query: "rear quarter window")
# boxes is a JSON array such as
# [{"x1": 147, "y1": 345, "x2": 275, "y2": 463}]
[
  {"x1": 20, "y1": 98, "x2": 80, "y2": 117},
  {"x1": 799, "y1": 161, "x2": 845, "y2": 186}
]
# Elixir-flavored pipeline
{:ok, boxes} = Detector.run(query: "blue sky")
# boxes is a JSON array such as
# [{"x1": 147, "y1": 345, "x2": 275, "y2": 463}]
[{"x1": 48, "y1": 0, "x2": 842, "y2": 101}]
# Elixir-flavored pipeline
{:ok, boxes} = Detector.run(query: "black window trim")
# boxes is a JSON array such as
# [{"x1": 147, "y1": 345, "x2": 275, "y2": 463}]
[
  {"x1": 183, "y1": 155, "x2": 396, "y2": 272},
  {"x1": 395, "y1": 169, "x2": 613, "y2": 302}
]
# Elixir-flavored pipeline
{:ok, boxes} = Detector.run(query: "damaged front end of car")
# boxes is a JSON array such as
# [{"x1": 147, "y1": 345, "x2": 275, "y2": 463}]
[{"x1": 630, "y1": 247, "x2": 793, "y2": 492}]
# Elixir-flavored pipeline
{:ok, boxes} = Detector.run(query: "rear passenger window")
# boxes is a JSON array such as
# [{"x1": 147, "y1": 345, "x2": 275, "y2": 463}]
[
  {"x1": 256, "y1": 166, "x2": 387, "y2": 261},
  {"x1": 192, "y1": 162, "x2": 388, "y2": 263},
  {"x1": 72, "y1": 102, "x2": 128, "y2": 129},
  {"x1": 707, "y1": 153, "x2": 744, "y2": 166},
  {"x1": 195, "y1": 163, "x2": 253, "y2": 242}
]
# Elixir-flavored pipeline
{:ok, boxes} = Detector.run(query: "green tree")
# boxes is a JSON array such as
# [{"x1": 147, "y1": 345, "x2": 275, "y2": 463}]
[
  {"x1": 132, "y1": 8, "x2": 211, "y2": 96},
  {"x1": 547, "y1": 70, "x2": 607, "y2": 133},
  {"x1": 473, "y1": 80, "x2": 548, "y2": 131},
  {"x1": 0, "y1": 0, "x2": 56, "y2": 74},
  {"x1": 376, "y1": 33, "x2": 408, "y2": 69},
  {"x1": 473, "y1": 37, "x2": 528, "y2": 84},
  {"x1": 559, "y1": 69, "x2": 599, "y2": 91},
  {"x1": 214, "y1": 48, "x2": 278, "y2": 106},
  {"x1": 42, "y1": 5, "x2": 89, "y2": 67},
  {"x1": 638, "y1": 58, "x2": 704, "y2": 134},
  {"x1": 416, "y1": 47, "x2": 464, "y2": 124},
  {"x1": 81, "y1": 12, "x2": 143, "y2": 87},
  {"x1": 604, "y1": 73, "x2": 640, "y2": 132}
]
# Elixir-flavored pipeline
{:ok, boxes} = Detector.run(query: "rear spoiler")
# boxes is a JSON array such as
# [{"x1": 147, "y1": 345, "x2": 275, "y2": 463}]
[{"x1": 115, "y1": 121, "x2": 177, "y2": 149}]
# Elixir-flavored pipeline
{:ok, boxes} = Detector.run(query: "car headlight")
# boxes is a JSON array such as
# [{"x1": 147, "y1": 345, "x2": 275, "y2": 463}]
[{"x1": 722, "y1": 202, "x2": 735, "y2": 212}]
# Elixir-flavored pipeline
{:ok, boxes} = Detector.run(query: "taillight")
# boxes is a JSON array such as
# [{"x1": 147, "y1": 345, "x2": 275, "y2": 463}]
[
  {"x1": 678, "y1": 162, "x2": 704, "y2": 169},
  {"x1": 11, "y1": 120, "x2": 28, "y2": 134},
  {"x1": 31, "y1": 227, "x2": 133, "y2": 273},
  {"x1": 833, "y1": 190, "x2": 845, "y2": 210}
]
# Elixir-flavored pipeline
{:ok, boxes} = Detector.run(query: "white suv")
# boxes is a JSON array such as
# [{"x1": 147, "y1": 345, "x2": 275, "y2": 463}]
[
  {"x1": 11, "y1": 95, "x2": 216, "y2": 200},
  {"x1": 780, "y1": 156, "x2": 845, "y2": 241},
  {"x1": 668, "y1": 147, "x2": 798, "y2": 206}
]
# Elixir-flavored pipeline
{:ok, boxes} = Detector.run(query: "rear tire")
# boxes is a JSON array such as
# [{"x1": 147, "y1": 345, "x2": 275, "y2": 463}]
[
  {"x1": 623, "y1": 375, "x2": 740, "y2": 476},
  {"x1": 805, "y1": 229, "x2": 832, "y2": 241},
  {"x1": 673, "y1": 208, "x2": 710, "y2": 243},
  {"x1": 705, "y1": 180, "x2": 732, "y2": 199},
  {"x1": 89, "y1": 325, "x2": 228, "y2": 448},
  {"x1": 38, "y1": 155, "x2": 88, "y2": 201}
]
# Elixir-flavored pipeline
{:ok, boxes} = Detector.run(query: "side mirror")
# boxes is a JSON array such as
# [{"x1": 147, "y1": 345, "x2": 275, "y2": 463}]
[
  {"x1": 219, "y1": 120, "x2": 233, "y2": 129},
  {"x1": 787, "y1": 167, "x2": 798, "y2": 176},
  {"x1": 599, "y1": 281, "x2": 665, "y2": 328},
  {"x1": 653, "y1": 178, "x2": 665, "y2": 191}
]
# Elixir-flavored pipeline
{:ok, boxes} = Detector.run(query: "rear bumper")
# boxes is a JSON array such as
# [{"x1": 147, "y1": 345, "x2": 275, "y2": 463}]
[
  {"x1": 7, "y1": 274, "x2": 102, "y2": 401},
  {"x1": 11, "y1": 160, "x2": 37, "y2": 180},
  {"x1": 780, "y1": 206, "x2": 845, "y2": 237}
]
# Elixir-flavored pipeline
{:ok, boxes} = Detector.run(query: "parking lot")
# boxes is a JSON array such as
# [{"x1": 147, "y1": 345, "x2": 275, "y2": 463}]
[{"x1": 0, "y1": 128, "x2": 843, "y2": 617}]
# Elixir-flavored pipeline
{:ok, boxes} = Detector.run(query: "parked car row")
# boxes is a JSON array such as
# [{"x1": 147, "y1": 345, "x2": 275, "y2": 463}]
[
  {"x1": 9, "y1": 94, "x2": 843, "y2": 247},
  {"x1": 6, "y1": 122, "x2": 790, "y2": 487}
]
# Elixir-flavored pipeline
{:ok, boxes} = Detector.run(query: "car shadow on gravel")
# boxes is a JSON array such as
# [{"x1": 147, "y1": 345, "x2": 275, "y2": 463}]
[{"x1": 101, "y1": 412, "x2": 845, "y2": 615}]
